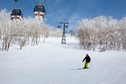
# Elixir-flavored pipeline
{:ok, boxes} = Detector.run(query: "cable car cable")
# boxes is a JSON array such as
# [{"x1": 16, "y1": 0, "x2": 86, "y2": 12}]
[
  {"x1": 14, "y1": 0, "x2": 18, "y2": 8},
  {"x1": 34, "y1": 0, "x2": 39, "y2": 4},
  {"x1": 31, "y1": 0, "x2": 38, "y2": 4},
  {"x1": 42, "y1": 0, "x2": 47, "y2": 5},
  {"x1": 18, "y1": 0, "x2": 33, "y2": 10}
]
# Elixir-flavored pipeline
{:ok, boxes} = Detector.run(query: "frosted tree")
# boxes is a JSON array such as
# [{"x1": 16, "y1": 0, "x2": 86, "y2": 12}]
[
  {"x1": 0, "y1": 9, "x2": 12, "y2": 51},
  {"x1": 119, "y1": 17, "x2": 126, "y2": 51},
  {"x1": 49, "y1": 27, "x2": 63, "y2": 37},
  {"x1": 77, "y1": 16, "x2": 126, "y2": 52}
]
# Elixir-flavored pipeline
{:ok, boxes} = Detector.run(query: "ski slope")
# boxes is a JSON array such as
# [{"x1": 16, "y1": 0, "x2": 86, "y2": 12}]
[{"x1": 0, "y1": 37, "x2": 126, "y2": 84}]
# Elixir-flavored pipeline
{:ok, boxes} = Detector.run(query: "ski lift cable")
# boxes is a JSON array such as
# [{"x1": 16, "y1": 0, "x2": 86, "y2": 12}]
[
  {"x1": 34, "y1": 0, "x2": 40, "y2": 4},
  {"x1": 34, "y1": 0, "x2": 47, "y2": 4},
  {"x1": 31, "y1": 0, "x2": 39, "y2": 4},
  {"x1": 12, "y1": 0, "x2": 47, "y2": 10},
  {"x1": 14, "y1": 0, "x2": 18, "y2": 8},
  {"x1": 18, "y1": 0, "x2": 33, "y2": 9},
  {"x1": 42, "y1": 0, "x2": 47, "y2": 5},
  {"x1": 41, "y1": 0, "x2": 64, "y2": 24},
  {"x1": 13, "y1": 0, "x2": 36, "y2": 10}
]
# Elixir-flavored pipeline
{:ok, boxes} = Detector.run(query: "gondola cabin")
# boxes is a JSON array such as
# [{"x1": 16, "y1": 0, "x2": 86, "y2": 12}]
[
  {"x1": 11, "y1": 9, "x2": 23, "y2": 21},
  {"x1": 34, "y1": 4, "x2": 46, "y2": 19}
]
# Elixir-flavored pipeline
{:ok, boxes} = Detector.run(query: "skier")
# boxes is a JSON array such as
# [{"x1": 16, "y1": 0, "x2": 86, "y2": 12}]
[{"x1": 82, "y1": 54, "x2": 91, "y2": 69}]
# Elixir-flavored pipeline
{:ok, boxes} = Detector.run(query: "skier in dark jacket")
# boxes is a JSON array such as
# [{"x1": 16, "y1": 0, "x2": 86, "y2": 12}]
[{"x1": 82, "y1": 54, "x2": 91, "y2": 69}]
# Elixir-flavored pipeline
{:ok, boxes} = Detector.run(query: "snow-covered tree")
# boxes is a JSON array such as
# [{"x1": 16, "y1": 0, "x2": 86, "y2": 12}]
[
  {"x1": 77, "y1": 16, "x2": 126, "y2": 51},
  {"x1": 0, "y1": 9, "x2": 12, "y2": 51},
  {"x1": 0, "y1": 9, "x2": 63, "y2": 51}
]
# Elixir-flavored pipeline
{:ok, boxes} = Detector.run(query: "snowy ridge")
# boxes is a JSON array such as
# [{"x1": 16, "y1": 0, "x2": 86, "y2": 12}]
[{"x1": 0, "y1": 37, "x2": 126, "y2": 84}]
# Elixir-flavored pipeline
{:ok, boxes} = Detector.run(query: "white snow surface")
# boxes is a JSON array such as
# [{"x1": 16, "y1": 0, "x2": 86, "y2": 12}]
[{"x1": 0, "y1": 37, "x2": 126, "y2": 84}]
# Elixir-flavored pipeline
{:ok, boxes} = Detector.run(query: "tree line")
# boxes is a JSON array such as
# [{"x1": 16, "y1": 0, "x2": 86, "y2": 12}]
[
  {"x1": 77, "y1": 16, "x2": 126, "y2": 52},
  {"x1": 0, "y1": 9, "x2": 63, "y2": 51}
]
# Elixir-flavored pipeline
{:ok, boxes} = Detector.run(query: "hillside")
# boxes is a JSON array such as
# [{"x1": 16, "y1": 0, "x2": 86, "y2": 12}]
[{"x1": 0, "y1": 37, "x2": 126, "y2": 84}]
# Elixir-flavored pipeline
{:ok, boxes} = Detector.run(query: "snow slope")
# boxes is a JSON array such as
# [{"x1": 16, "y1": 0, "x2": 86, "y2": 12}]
[{"x1": 0, "y1": 37, "x2": 126, "y2": 84}]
